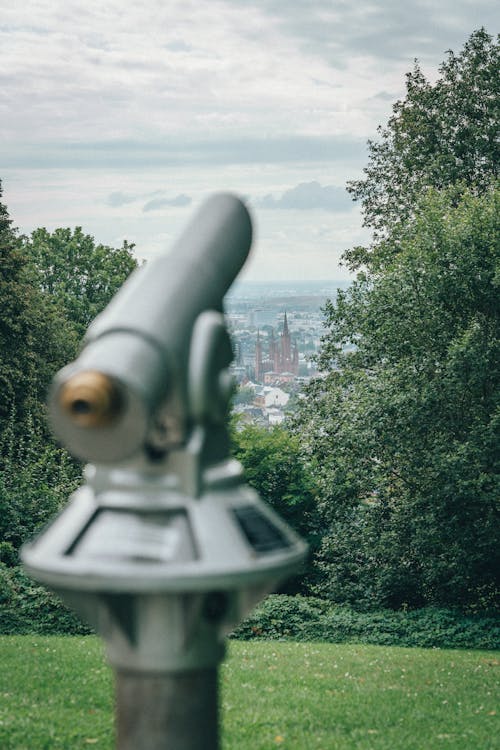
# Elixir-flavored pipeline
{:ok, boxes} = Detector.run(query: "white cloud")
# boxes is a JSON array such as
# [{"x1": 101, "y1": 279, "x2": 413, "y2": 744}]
[
  {"x1": 1, "y1": 1, "x2": 495, "y2": 280},
  {"x1": 3, "y1": 1, "x2": 491, "y2": 159},
  {"x1": 142, "y1": 195, "x2": 191, "y2": 211},
  {"x1": 1, "y1": 135, "x2": 366, "y2": 170},
  {"x1": 106, "y1": 191, "x2": 137, "y2": 207},
  {"x1": 256, "y1": 181, "x2": 352, "y2": 211}
]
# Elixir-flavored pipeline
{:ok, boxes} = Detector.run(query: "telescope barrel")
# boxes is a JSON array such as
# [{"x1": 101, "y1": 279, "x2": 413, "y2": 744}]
[{"x1": 49, "y1": 193, "x2": 252, "y2": 463}]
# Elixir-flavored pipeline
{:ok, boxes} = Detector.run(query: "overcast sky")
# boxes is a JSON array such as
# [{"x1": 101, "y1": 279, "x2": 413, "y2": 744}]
[{"x1": 1, "y1": 1, "x2": 497, "y2": 280}]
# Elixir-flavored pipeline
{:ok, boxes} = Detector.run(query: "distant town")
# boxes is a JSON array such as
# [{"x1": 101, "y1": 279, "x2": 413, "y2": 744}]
[{"x1": 226, "y1": 280, "x2": 350, "y2": 427}]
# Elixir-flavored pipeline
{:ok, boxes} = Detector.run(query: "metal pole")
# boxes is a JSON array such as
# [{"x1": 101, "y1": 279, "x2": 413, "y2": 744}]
[{"x1": 115, "y1": 668, "x2": 219, "y2": 750}]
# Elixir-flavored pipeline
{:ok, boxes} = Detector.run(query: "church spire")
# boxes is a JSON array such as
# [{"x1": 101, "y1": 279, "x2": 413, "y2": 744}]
[
  {"x1": 281, "y1": 311, "x2": 291, "y2": 364},
  {"x1": 283, "y1": 311, "x2": 289, "y2": 336}
]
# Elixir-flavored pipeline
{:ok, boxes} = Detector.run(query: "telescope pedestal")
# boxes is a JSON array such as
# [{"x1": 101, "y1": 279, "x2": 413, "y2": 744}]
[{"x1": 115, "y1": 667, "x2": 219, "y2": 750}]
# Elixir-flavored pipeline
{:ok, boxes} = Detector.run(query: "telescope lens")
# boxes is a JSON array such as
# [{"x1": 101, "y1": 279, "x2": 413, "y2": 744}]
[
  {"x1": 72, "y1": 399, "x2": 92, "y2": 415},
  {"x1": 59, "y1": 371, "x2": 123, "y2": 428}
]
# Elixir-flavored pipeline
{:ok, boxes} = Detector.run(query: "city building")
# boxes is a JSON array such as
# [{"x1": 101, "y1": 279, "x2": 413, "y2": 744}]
[{"x1": 254, "y1": 312, "x2": 299, "y2": 382}]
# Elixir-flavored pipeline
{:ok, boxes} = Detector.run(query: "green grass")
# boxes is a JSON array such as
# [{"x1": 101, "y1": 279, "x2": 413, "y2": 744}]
[
  {"x1": 0, "y1": 636, "x2": 498, "y2": 749},
  {"x1": 222, "y1": 642, "x2": 499, "y2": 749},
  {"x1": 0, "y1": 636, "x2": 112, "y2": 749}
]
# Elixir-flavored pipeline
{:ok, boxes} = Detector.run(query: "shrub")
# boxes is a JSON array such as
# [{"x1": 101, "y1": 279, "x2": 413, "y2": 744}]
[
  {"x1": 0, "y1": 541, "x2": 17, "y2": 567},
  {"x1": 0, "y1": 564, "x2": 91, "y2": 635},
  {"x1": 231, "y1": 595, "x2": 500, "y2": 650},
  {"x1": 2, "y1": 574, "x2": 498, "y2": 650}
]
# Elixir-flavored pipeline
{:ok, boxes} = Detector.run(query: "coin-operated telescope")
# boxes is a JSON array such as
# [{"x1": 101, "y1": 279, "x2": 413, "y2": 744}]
[{"x1": 22, "y1": 193, "x2": 307, "y2": 750}]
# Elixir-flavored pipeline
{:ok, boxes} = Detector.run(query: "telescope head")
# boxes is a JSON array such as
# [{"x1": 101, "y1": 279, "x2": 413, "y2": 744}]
[{"x1": 48, "y1": 193, "x2": 252, "y2": 466}]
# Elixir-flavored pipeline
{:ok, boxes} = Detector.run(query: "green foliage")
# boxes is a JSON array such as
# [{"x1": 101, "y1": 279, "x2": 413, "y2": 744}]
[
  {"x1": 23, "y1": 226, "x2": 138, "y2": 340},
  {"x1": 231, "y1": 423, "x2": 322, "y2": 592},
  {"x1": 0, "y1": 187, "x2": 143, "y2": 645},
  {"x1": 347, "y1": 28, "x2": 499, "y2": 266},
  {"x1": 0, "y1": 184, "x2": 138, "y2": 558},
  {"x1": 232, "y1": 595, "x2": 500, "y2": 650},
  {"x1": 295, "y1": 33, "x2": 500, "y2": 612},
  {"x1": 0, "y1": 542, "x2": 16, "y2": 567},
  {"x1": 0, "y1": 565, "x2": 90, "y2": 635},
  {"x1": 298, "y1": 187, "x2": 499, "y2": 610},
  {"x1": 231, "y1": 424, "x2": 318, "y2": 537},
  {"x1": 0, "y1": 422, "x2": 80, "y2": 552},
  {"x1": 0, "y1": 187, "x2": 144, "y2": 640},
  {"x1": 0, "y1": 183, "x2": 77, "y2": 442},
  {"x1": 232, "y1": 594, "x2": 330, "y2": 640}
]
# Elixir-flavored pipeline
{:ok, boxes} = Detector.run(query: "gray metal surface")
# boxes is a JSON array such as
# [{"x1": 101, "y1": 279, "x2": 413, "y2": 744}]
[
  {"x1": 23, "y1": 457, "x2": 306, "y2": 672},
  {"x1": 23, "y1": 460, "x2": 306, "y2": 595},
  {"x1": 115, "y1": 668, "x2": 219, "y2": 750}
]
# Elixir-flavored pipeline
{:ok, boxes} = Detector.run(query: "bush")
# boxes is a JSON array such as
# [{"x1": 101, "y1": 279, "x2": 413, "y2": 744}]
[
  {"x1": 2, "y1": 574, "x2": 498, "y2": 650},
  {"x1": 231, "y1": 595, "x2": 500, "y2": 650},
  {"x1": 0, "y1": 564, "x2": 91, "y2": 635},
  {"x1": 0, "y1": 541, "x2": 17, "y2": 566}
]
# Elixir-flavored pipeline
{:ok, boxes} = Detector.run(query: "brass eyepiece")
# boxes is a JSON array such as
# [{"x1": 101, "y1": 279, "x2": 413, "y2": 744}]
[{"x1": 59, "y1": 371, "x2": 123, "y2": 428}]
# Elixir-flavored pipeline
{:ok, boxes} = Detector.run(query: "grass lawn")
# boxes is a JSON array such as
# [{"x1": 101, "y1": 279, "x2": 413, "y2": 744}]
[{"x1": 0, "y1": 636, "x2": 497, "y2": 749}]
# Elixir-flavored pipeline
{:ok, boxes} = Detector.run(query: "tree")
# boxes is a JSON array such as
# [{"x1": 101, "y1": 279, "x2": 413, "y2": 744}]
[
  {"x1": 298, "y1": 186, "x2": 499, "y2": 610},
  {"x1": 0, "y1": 181, "x2": 83, "y2": 563},
  {"x1": 231, "y1": 422, "x2": 322, "y2": 592},
  {"x1": 0, "y1": 185, "x2": 139, "y2": 559},
  {"x1": 23, "y1": 227, "x2": 138, "y2": 341},
  {"x1": 346, "y1": 28, "x2": 499, "y2": 270},
  {"x1": 295, "y1": 30, "x2": 500, "y2": 611},
  {"x1": 0, "y1": 181, "x2": 76, "y2": 440},
  {"x1": 0, "y1": 421, "x2": 80, "y2": 559}
]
